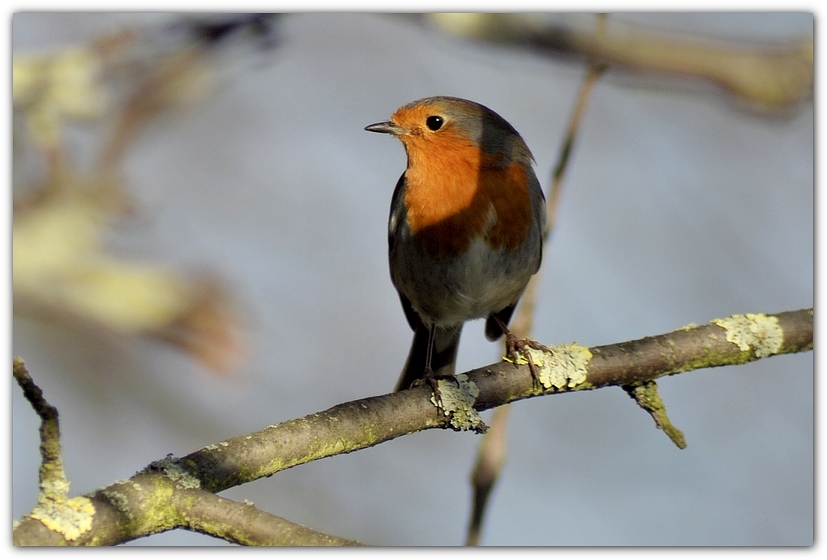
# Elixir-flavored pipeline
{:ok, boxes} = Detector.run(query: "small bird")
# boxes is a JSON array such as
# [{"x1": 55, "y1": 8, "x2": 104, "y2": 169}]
[{"x1": 365, "y1": 96, "x2": 546, "y2": 393}]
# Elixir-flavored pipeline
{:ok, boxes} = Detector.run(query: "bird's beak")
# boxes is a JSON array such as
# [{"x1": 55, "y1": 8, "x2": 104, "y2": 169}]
[{"x1": 364, "y1": 121, "x2": 403, "y2": 135}]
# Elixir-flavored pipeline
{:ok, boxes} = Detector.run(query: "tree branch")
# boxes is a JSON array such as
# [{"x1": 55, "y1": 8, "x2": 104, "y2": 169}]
[
  {"x1": 13, "y1": 308, "x2": 812, "y2": 545},
  {"x1": 175, "y1": 488, "x2": 364, "y2": 546},
  {"x1": 472, "y1": 309, "x2": 811, "y2": 410}
]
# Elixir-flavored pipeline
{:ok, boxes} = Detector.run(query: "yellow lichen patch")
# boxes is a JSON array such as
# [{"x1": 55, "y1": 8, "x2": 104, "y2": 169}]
[
  {"x1": 506, "y1": 344, "x2": 592, "y2": 390},
  {"x1": 40, "y1": 471, "x2": 71, "y2": 499},
  {"x1": 712, "y1": 313, "x2": 783, "y2": 358},
  {"x1": 30, "y1": 495, "x2": 95, "y2": 542},
  {"x1": 431, "y1": 374, "x2": 487, "y2": 433}
]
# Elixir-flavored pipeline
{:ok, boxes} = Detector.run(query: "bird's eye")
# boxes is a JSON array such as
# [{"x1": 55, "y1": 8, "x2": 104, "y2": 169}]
[{"x1": 426, "y1": 115, "x2": 444, "y2": 131}]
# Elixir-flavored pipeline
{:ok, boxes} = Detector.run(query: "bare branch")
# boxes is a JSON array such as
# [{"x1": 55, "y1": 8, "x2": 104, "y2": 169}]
[
  {"x1": 466, "y1": 405, "x2": 510, "y2": 546},
  {"x1": 176, "y1": 488, "x2": 364, "y2": 546}
]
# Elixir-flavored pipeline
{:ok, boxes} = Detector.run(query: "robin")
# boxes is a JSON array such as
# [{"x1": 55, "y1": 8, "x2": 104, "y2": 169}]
[{"x1": 365, "y1": 96, "x2": 546, "y2": 393}]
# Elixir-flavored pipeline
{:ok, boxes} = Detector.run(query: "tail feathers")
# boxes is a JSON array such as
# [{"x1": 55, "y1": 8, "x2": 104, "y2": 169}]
[
  {"x1": 484, "y1": 303, "x2": 516, "y2": 341},
  {"x1": 394, "y1": 323, "x2": 462, "y2": 392}
]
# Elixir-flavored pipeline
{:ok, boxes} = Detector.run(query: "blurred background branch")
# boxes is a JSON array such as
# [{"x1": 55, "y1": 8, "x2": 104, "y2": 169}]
[
  {"x1": 424, "y1": 13, "x2": 812, "y2": 114},
  {"x1": 11, "y1": 16, "x2": 283, "y2": 376}
]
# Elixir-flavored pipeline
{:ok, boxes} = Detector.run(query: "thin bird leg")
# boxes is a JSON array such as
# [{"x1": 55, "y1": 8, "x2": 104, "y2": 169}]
[
  {"x1": 424, "y1": 323, "x2": 435, "y2": 375},
  {"x1": 411, "y1": 324, "x2": 458, "y2": 403}
]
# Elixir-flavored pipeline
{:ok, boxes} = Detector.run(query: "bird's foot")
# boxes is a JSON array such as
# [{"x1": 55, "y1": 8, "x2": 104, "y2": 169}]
[
  {"x1": 411, "y1": 368, "x2": 459, "y2": 407},
  {"x1": 504, "y1": 333, "x2": 551, "y2": 389}
]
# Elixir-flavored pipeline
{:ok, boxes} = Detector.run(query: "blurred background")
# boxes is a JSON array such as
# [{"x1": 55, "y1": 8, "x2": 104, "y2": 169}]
[{"x1": 11, "y1": 12, "x2": 813, "y2": 546}]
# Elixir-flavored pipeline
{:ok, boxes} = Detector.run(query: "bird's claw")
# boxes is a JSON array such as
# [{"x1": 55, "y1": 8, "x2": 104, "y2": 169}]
[
  {"x1": 504, "y1": 334, "x2": 550, "y2": 389},
  {"x1": 411, "y1": 368, "x2": 460, "y2": 409}
]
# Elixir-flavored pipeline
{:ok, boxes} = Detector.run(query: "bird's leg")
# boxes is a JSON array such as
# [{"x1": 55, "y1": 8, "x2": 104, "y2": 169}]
[
  {"x1": 492, "y1": 316, "x2": 550, "y2": 388},
  {"x1": 410, "y1": 324, "x2": 459, "y2": 405}
]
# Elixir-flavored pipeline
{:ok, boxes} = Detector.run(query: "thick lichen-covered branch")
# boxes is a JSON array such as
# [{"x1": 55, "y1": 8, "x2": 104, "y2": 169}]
[
  {"x1": 14, "y1": 308, "x2": 812, "y2": 545},
  {"x1": 13, "y1": 363, "x2": 360, "y2": 547},
  {"x1": 14, "y1": 468, "x2": 360, "y2": 546},
  {"x1": 472, "y1": 308, "x2": 811, "y2": 410}
]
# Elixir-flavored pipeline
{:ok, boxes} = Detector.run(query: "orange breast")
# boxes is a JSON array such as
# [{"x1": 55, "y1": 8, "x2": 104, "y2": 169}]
[{"x1": 402, "y1": 138, "x2": 533, "y2": 257}]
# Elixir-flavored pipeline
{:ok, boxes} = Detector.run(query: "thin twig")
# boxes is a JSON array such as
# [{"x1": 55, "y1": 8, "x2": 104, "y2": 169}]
[
  {"x1": 466, "y1": 405, "x2": 510, "y2": 546},
  {"x1": 465, "y1": 13, "x2": 609, "y2": 547},
  {"x1": 13, "y1": 359, "x2": 67, "y2": 501},
  {"x1": 14, "y1": 359, "x2": 97, "y2": 543},
  {"x1": 624, "y1": 381, "x2": 687, "y2": 449}
]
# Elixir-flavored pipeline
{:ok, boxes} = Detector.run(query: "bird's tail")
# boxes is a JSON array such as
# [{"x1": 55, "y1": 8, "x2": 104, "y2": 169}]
[{"x1": 394, "y1": 323, "x2": 462, "y2": 392}]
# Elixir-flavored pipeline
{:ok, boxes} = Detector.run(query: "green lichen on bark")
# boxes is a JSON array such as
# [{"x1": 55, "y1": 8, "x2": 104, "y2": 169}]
[
  {"x1": 432, "y1": 374, "x2": 487, "y2": 433},
  {"x1": 145, "y1": 456, "x2": 202, "y2": 489},
  {"x1": 624, "y1": 380, "x2": 687, "y2": 449}
]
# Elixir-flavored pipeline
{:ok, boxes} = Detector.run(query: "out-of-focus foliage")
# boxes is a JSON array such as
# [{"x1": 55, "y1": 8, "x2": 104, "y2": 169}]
[{"x1": 11, "y1": 24, "x2": 251, "y2": 375}]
